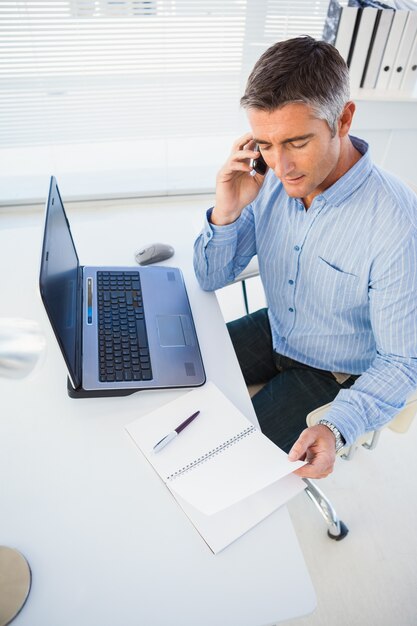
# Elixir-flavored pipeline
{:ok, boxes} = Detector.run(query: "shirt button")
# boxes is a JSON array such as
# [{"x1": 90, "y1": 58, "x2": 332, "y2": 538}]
[
  {"x1": 282, "y1": 336, "x2": 286, "y2": 342},
  {"x1": 294, "y1": 245, "x2": 300, "y2": 252},
  {"x1": 288, "y1": 279, "x2": 294, "y2": 285},
  {"x1": 289, "y1": 307, "x2": 294, "y2": 312}
]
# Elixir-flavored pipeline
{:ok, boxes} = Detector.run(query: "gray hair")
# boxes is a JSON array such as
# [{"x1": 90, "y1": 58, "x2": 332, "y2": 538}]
[{"x1": 240, "y1": 36, "x2": 350, "y2": 136}]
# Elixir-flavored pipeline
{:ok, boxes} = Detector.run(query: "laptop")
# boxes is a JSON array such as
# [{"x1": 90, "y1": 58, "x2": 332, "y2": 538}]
[{"x1": 39, "y1": 176, "x2": 205, "y2": 396}]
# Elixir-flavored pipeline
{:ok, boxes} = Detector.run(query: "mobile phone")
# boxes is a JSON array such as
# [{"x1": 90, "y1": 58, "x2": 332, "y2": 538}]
[{"x1": 250, "y1": 145, "x2": 268, "y2": 176}]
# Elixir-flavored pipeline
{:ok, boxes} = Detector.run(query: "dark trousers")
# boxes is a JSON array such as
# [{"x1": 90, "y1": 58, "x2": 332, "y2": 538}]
[{"x1": 227, "y1": 308, "x2": 357, "y2": 453}]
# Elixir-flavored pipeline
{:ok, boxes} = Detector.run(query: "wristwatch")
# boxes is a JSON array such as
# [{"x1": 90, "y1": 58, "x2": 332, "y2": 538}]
[{"x1": 317, "y1": 419, "x2": 346, "y2": 453}]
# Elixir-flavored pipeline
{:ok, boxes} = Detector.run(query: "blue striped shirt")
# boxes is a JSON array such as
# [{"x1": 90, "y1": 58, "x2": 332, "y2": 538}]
[{"x1": 193, "y1": 136, "x2": 417, "y2": 445}]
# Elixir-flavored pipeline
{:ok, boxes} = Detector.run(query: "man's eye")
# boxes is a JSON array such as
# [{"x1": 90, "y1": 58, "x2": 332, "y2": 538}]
[{"x1": 292, "y1": 142, "x2": 308, "y2": 149}]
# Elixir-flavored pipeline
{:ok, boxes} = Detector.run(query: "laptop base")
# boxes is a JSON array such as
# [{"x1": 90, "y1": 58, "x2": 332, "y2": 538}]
[{"x1": 67, "y1": 377, "x2": 139, "y2": 399}]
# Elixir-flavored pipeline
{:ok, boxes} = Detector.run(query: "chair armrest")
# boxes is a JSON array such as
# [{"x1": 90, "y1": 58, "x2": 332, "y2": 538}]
[
  {"x1": 306, "y1": 392, "x2": 417, "y2": 453},
  {"x1": 305, "y1": 403, "x2": 332, "y2": 428}
]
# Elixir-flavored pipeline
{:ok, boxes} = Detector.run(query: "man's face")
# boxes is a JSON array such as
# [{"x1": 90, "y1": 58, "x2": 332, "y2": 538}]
[{"x1": 247, "y1": 103, "x2": 343, "y2": 207}]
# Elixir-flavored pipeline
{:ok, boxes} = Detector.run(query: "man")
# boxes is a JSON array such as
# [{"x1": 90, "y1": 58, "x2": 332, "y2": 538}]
[{"x1": 193, "y1": 36, "x2": 417, "y2": 480}]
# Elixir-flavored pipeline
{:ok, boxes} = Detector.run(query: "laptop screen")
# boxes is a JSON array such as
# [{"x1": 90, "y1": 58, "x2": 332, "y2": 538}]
[{"x1": 39, "y1": 177, "x2": 82, "y2": 388}]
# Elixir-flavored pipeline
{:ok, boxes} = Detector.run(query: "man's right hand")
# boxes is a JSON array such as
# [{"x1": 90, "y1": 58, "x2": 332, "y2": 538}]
[{"x1": 211, "y1": 133, "x2": 267, "y2": 226}]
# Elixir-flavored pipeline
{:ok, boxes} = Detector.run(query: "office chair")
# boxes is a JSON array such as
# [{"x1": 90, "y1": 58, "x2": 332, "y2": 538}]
[
  {"x1": 231, "y1": 257, "x2": 417, "y2": 541},
  {"x1": 246, "y1": 382, "x2": 417, "y2": 540},
  {"x1": 303, "y1": 393, "x2": 417, "y2": 539}
]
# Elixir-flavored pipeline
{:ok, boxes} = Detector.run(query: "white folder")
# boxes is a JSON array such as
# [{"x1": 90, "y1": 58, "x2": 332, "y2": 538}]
[
  {"x1": 400, "y1": 31, "x2": 417, "y2": 93},
  {"x1": 388, "y1": 10, "x2": 417, "y2": 89},
  {"x1": 335, "y1": 4, "x2": 361, "y2": 62},
  {"x1": 349, "y1": 7, "x2": 380, "y2": 93},
  {"x1": 362, "y1": 9, "x2": 395, "y2": 89},
  {"x1": 376, "y1": 9, "x2": 409, "y2": 89}
]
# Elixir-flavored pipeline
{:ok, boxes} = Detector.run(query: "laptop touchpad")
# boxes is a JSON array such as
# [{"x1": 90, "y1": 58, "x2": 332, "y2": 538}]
[{"x1": 157, "y1": 315, "x2": 186, "y2": 347}]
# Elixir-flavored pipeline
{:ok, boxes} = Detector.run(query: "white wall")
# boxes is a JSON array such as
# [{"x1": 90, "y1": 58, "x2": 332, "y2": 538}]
[{"x1": 352, "y1": 95, "x2": 417, "y2": 188}]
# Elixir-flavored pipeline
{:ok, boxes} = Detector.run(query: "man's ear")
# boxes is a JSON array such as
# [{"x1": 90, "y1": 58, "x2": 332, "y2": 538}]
[{"x1": 338, "y1": 101, "x2": 356, "y2": 137}]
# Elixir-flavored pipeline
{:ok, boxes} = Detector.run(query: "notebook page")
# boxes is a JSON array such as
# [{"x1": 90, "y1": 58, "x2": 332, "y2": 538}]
[
  {"x1": 167, "y1": 427, "x2": 303, "y2": 514},
  {"x1": 126, "y1": 381, "x2": 304, "y2": 514},
  {"x1": 173, "y1": 472, "x2": 305, "y2": 554}
]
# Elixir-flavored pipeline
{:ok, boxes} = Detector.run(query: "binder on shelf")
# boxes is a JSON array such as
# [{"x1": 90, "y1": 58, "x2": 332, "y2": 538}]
[
  {"x1": 362, "y1": 7, "x2": 395, "y2": 88},
  {"x1": 338, "y1": 2, "x2": 363, "y2": 63},
  {"x1": 388, "y1": 9, "x2": 417, "y2": 89},
  {"x1": 400, "y1": 30, "x2": 417, "y2": 92},
  {"x1": 348, "y1": 5, "x2": 380, "y2": 91},
  {"x1": 376, "y1": 8, "x2": 409, "y2": 89},
  {"x1": 323, "y1": 0, "x2": 361, "y2": 63},
  {"x1": 125, "y1": 381, "x2": 305, "y2": 553}
]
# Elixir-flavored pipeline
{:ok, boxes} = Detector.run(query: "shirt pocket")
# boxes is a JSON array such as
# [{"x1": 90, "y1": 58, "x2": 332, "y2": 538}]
[{"x1": 314, "y1": 256, "x2": 361, "y2": 311}]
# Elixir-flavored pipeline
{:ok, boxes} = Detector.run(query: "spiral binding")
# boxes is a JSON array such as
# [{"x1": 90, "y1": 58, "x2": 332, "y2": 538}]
[{"x1": 166, "y1": 424, "x2": 257, "y2": 482}]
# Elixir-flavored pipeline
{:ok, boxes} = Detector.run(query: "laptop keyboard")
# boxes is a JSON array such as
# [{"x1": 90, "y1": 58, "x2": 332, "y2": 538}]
[{"x1": 97, "y1": 271, "x2": 153, "y2": 383}]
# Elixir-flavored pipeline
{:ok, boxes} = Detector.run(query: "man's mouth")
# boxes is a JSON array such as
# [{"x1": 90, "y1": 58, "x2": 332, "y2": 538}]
[{"x1": 285, "y1": 175, "x2": 305, "y2": 184}]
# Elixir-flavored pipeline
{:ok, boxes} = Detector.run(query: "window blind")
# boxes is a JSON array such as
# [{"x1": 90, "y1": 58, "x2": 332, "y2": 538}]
[{"x1": 0, "y1": 0, "x2": 329, "y2": 204}]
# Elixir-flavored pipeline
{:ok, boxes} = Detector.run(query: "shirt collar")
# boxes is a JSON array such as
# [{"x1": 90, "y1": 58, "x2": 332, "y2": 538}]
[{"x1": 321, "y1": 135, "x2": 372, "y2": 207}]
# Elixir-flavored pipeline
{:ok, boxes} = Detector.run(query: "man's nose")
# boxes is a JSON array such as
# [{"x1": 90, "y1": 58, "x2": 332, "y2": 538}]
[{"x1": 273, "y1": 149, "x2": 294, "y2": 178}]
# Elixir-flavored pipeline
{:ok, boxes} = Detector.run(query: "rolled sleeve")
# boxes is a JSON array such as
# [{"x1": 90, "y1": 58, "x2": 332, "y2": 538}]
[{"x1": 193, "y1": 206, "x2": 256, "y2": 291}]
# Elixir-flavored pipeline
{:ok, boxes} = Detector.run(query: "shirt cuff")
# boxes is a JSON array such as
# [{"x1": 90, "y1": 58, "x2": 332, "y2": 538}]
[
  {"x1": 201, "y1": 207, "x2": 239, "y2": 246},
  {"x1": 322, "y1": 402, "x2": 365, "y2": 447}
]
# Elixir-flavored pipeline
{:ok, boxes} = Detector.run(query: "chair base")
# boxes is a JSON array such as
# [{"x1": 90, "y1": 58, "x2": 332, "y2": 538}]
[
  {"x1": 328, "y1": 520, "x2": 349, "y2": 541},
  {"x1": 303, "y1": 479, "x2": 349, "y2": 541}
]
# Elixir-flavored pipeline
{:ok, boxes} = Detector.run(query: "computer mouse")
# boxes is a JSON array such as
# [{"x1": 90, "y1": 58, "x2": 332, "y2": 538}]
[{"x1": 135, "y1": 243, "x2": 175, "y2": 266}]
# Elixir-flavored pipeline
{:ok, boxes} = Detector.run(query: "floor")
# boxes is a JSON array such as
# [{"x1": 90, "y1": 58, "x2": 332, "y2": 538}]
[{"x1": 216, "y1": 279, "x2": 417, "y2": 626}]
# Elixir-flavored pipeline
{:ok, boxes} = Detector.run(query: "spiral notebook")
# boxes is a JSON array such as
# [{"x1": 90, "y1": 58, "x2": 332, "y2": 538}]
[{"x1": 126, "y1": 381, "x2": 305, "y2": 553}]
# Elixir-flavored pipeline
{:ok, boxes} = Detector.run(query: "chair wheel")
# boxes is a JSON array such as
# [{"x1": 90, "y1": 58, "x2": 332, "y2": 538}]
[{"x1": 327, "y1": 520, "x2": 349, "y2": 541}]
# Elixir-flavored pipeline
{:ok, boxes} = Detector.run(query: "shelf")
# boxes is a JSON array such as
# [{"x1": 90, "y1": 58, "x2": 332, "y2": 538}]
[{"x1": 353, "y1": 88, "x2": 417, "y2": 102}]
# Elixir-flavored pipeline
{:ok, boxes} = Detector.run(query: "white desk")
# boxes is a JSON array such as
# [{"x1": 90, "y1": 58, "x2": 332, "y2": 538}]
[{"x1": 0, "y1": 197, "x2": 315, "y2": 626}]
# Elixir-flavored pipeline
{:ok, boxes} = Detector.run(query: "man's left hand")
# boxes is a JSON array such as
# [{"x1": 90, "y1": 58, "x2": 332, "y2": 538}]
[{"x1": 288, "y1": 425, "x2": 338, "y2": 479}]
